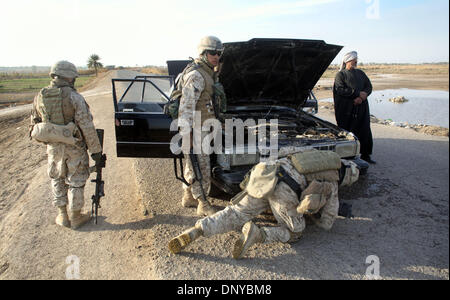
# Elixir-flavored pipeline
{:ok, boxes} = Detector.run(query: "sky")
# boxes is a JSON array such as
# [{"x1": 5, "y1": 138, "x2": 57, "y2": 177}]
[{"x1": 1, "y1": 0, "x2": 449, "y2": 67}]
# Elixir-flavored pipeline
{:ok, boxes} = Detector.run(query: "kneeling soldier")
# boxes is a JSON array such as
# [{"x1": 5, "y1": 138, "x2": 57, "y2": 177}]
[
  {"x1": 168, "y1": 149, "x2": 359, "y2": 259},
  {"x1": 30, "y1": 60, "x2": 103, "y2": 229}
]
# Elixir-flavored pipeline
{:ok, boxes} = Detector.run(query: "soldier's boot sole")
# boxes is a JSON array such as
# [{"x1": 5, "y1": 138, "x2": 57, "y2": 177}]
[
  {"x1": 168, "y1": 233, "x2": 192, "y2": 254},
  {"x1": 232, "y1": 221, "x2": 264, "y2": 259},
  {"x1": 70, "y1": 213, "x2": 92, "y2": 230},
  {"x1": 168, "y1": 227, "x2": 203, "y2": 254}
]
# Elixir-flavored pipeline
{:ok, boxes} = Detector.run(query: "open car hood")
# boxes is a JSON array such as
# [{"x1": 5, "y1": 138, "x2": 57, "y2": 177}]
[{"x1": 219, "y1": 38, "x2": 342, "y2": 109}]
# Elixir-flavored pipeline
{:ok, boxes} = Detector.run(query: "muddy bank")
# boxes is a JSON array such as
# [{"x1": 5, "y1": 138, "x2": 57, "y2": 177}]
[{"x1": 317, "y1": 101, "x2": 449, "y2": 137}]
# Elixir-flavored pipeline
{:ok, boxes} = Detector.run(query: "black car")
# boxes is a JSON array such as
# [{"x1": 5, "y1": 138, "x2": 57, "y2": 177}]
[{"x1": 112, "y1": 38, "x2": 368, "y2": 196}]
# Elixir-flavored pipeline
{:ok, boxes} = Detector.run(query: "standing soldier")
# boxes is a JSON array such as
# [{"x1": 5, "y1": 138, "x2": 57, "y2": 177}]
[
  {"x1": 30, "y1": 60, "x2": 103, "y2": 229},
  {"x1": 177, "y1": 36, "x2": 224, "y2": 216}
]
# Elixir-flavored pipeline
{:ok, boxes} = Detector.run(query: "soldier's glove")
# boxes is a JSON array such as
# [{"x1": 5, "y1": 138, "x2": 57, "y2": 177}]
[{"x1": 91, "y1": 152, "x2": 103, "y2": 166}]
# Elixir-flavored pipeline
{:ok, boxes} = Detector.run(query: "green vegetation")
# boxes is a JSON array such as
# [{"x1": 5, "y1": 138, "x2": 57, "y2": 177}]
[
  {"x1": 87, "y1": 54, "x2": 103, "y2": 77},
  {"x1": 0, "y1": 75, "x2": 94, "y2": 93}
]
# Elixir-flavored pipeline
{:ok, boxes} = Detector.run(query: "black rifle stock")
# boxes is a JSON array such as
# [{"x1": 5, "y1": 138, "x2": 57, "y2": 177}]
[{"x1": 91, "y1": 129, "x2": 107, "y2": 224}]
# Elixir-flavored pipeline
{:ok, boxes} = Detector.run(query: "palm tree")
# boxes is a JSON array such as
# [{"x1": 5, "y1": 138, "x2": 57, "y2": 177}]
[{"x1": 87, "y1": 54, "x2": 103, "y2": 77}]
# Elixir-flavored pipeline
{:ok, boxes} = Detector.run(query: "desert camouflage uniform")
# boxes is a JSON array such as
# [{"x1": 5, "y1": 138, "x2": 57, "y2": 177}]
[
  {"x1": 182, "y1": 137, "x2": 212, "y2": 199},
  {"x1": 178, "y1": 59, "x2": 216, "y2": 200},
  {"x1": 31, "y1": 79, "x2": 102, "y2": 211},
  {"x1": 196, "y1": 158, "x2": 340, "y2": 243}
]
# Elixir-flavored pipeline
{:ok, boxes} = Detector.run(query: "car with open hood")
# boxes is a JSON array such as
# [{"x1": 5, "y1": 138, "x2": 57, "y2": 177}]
[{"x1": 112, "y1": 38, "x2": 368, "y2": 198}]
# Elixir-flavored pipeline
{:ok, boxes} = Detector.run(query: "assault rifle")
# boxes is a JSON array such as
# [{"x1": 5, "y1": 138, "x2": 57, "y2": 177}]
[
  {"x1": 173, "y1": 150, "x2": 208, "y2": 204},
  {"x1": 91, "y1": 129, "x2": 107, "y2": 224},
  {"x1": 188, "y1": 152, "x2": 209, "y2": 204}
]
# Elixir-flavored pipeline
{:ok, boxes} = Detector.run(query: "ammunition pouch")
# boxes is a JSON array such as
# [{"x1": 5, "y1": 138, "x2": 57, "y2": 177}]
[
  {"x1": 163, "y1": 95, "x2": 181, "y2": 120},
  {"x1": 31, "y1": 121, "x2": 82, "y2": 146},
  {"x1": 212, "y1": 82, "x2": 227, "y2": 117},
  {"x1": 305, "y1": 170, "x2": 340, "y2": 183},
  {"x1": 289, "y1": 149, "x2": 341, "y2": 174}
]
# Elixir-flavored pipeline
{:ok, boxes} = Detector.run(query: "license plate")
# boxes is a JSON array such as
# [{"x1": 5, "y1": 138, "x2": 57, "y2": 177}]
[{"x1": 120, "y1": 120, "x2": 134, "y2": 126}]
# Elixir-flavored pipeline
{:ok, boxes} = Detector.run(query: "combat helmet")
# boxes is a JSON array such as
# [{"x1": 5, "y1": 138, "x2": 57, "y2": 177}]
[
  {"x1": 197, "y1": 36, "x2": 224, "y2": 56},
  {"x1": 50, "y1": 60, "x2": 79, "y2": 79}
]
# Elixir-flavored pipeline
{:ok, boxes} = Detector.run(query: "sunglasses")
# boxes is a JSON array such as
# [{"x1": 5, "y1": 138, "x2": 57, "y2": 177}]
[{"x1": 207, "y1": 50, "x2": 222, "y2": 56}]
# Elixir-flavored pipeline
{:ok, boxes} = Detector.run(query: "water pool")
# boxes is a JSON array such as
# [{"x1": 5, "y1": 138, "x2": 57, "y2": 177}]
[{"x1": 323, "y1": 89, "x2": 449, "y2": 128}]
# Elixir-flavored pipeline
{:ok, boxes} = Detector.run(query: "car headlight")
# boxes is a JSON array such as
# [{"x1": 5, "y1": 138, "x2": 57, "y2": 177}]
[{"x1": 335, "y1": 141, "x2": 359, "y2": 158}]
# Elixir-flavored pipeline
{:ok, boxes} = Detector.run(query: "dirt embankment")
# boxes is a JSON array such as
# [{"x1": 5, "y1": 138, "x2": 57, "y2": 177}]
[{"x1": 0, "y1": 112, "x2": 47, "y2": 221}]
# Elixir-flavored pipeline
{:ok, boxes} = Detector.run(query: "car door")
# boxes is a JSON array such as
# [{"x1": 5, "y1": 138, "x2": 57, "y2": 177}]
[
  {"x1": 112, "y1": 61, "x2": 191, "y2": 158},
  {"x1": 112, "y1": 74, "x2": 178, "y2": 158}
]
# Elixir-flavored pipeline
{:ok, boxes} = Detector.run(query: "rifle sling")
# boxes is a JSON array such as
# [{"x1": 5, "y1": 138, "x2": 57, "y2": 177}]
[{"x1": 277, "y1": 167, "x2": 303, "y2": 200}]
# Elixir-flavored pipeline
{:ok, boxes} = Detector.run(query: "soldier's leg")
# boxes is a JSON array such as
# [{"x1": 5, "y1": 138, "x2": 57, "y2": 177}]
[
  {"x1": 232, "y1": 182, "x2": 306, "y2": 259},
  {"x1": 313, "y1": 182, "x2": 339, "y2": 231},
  {"x1": 232, "y1": 224, "x2": 302, "y2": 259},
  {"x1": 195, "y1": 154, "x2": 217, "y2": 216},
  {"x1": 51, "y1": 178, "x2": 68, "y2": 208},
  {"x1": 268, "y1": 182, "x2": 306, "y2": 235},
  {"x1": 47, "y1": 144, "x2": 70, "y2": 228},
  {"x1": 198, "y1": 194, "x2": 269, "y2": 237},
  {"x1": 185, "y1": 153, "x2": 216, "y2": 216},
  {"x1": 169, "y1": 194, "x2": 268, "y2": 254},
  {"x1": 261, "y1": 226, "x2": 298, "y2": 243},
  {"x1": 181, "y1": 156, "x2": 198, "y2": 208},
  {"x1": 66, "y1": 146, "x2": 91, "y2": 229},
  {"x1": 52, "y1": 178, "x2": 71, "y2": 228}
]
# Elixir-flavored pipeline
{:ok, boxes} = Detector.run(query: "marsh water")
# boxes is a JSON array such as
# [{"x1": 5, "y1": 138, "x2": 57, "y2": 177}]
[{"x1": 323, "y1": 89, "x2": 449, "y2": 128}]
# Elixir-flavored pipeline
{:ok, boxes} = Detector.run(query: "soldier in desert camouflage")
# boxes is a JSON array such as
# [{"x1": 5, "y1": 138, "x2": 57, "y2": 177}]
[
  {"x1": 168, "y1": 150, "x2": 359, "y2": 259},
  {"x1": 30, "y1": 60, "x2": 103, "y2": 229},
  {"x1": 177, "y1": 36, "x2": 225, "y2": 216}
]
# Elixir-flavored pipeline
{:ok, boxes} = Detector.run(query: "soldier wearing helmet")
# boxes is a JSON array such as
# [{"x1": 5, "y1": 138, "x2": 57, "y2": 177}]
[
  {"x1": 177, "y1": 36, "x2": 224, "y2": 216},
  {"x1": 30, "y1": 60, "x2": 103, "y2": 229}
]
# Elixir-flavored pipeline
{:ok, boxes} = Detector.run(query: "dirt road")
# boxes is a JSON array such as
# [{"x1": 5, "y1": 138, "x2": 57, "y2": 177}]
[
  {"x1": 0, "y1": 72, "x2": 157, "y2": 279},
  {"x1": 0, "y1": 71, "x2": 448, "y2": 280}
]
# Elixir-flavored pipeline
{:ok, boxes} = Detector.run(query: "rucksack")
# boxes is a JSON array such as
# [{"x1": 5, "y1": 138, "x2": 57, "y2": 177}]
[
  {"x1": 163, "y1": 61, "x2": 228, "y2": 119},
  {"x1": 163, "y1": 61, "x2": 198, "y2": 119}
]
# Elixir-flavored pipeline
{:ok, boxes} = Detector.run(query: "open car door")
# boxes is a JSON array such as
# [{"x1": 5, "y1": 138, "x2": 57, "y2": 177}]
[{"x1": 112, "y1": 61, "x2": 190, "y2": 158}]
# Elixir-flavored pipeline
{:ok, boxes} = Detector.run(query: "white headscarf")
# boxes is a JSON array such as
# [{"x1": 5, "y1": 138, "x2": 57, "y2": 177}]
[{"x1": 340, "y1": 51, "x2": 358, "y2": 71}]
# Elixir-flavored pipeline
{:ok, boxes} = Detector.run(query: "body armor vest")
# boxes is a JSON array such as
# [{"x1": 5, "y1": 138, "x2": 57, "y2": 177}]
[
  {"x1": 37, "y1": 83, "x2": 75, "y2": 125},
  {"x1": 176, "y1": 59, "x2": 216, "y2": 122},
  {"x1": 193, "y1": 60, "x2": 216, "y2": 122}
]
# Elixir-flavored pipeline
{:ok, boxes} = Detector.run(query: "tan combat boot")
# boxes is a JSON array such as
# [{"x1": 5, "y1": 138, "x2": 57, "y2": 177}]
[
  {"x1": 69, "y1": 210, "x2": 92, "y2": 229},
  {"x1": 196, "y1": 201, "x2": 217, "y2": 217},
  {"x1": 55, "y1": 206, "x2": 71, "y2": 228},
  {"x1": 168, "y1": 226, "x2": 203, "y2": 254},
  {"x1": 182, "y1": 190, "x2": 198, "y2": 208},
  {"x1": 232, "y1": 221, "x2": 266, "y2": 259}
]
